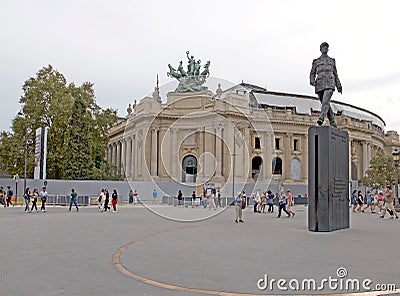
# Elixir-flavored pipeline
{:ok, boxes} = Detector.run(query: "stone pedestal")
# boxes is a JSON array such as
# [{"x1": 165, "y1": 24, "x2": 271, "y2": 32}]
[{"x1": 308, "y1": 126, "x2": 349, "y2": 232}]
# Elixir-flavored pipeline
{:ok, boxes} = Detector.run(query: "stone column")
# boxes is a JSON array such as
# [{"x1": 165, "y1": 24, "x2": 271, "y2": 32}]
[
  {"x1": 126, "y1": 137, "x2": 132, "y2": 179},
  {"x1": 121, "y1": 140, "x2": 126, "y2": 178},
  {"x1": 151, "y1": 127, "x2": 159, "y2": 176},
  {"x1": 215, "y1": 125, "x2": 223, "y2": 177},
  {"x1": 362, "y1": 141, "x2": 368, "y2": 177},
  {"x1": 116, "y1": 141, "x2": 121, "y2": 177},
  {"x1": 132, "y1": 135, "x2": 136, "y2": 180},
  {"x1": 264, "y1": 133, "x2": 273, "y2": 179},
  {"x1": 171, "y1": 128, "x2": 177, "y2": 179},
  {"x1": 285, "y1": 133, "x2": 292, "y2": 180}
]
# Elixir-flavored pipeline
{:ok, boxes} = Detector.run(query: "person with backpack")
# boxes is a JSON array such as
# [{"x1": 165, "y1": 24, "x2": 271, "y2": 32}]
[
  {"x1": 40, "y1": 187, "x2": 48, "y2": 213},
  {"x1": 30, "y1": 188, "x2": 39, "y2": 213},
  {"x1": 6, "y1": 186, "x2": 13, "y2": 207},
  {"x1": 103, "y1": 189, "x2": 110, "y2": 212},
  {"x1": 23, "y1": 187, "x2": 32, "y2": 212},
  {"x1": 111, "y1": 189, "x2": 118, "y2": 212},
  {"x1": 98, "y1": 189, "x2": 105, "y2": 211}
]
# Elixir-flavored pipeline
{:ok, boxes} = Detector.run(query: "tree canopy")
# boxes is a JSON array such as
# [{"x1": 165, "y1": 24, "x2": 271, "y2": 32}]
[
  {"x1": 0, "y1": 65, "x2": 118, "y2": 180},
  {"x1": 361, "y1": 152, "x2": 395, "y2": 189}
]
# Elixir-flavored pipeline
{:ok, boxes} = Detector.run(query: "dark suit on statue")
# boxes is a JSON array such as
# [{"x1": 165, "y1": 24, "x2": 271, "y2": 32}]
[{"x1": 310, "y1": 55, "x2": 342, "y2": 127}]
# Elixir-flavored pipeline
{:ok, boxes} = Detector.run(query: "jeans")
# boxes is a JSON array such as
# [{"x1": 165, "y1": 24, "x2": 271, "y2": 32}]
[
  {"x1": 278, "y1": 203, "x2": 290, "y2": 217},
  {"x1": 24, "y1": 199, "x2": 30, "y2": 212},
  {"x1": 69, "y1": 200, "x2": 79, "y2": 211},
  {"x1": 268, "y1": 203, "x2": 274, "y2": 212}
]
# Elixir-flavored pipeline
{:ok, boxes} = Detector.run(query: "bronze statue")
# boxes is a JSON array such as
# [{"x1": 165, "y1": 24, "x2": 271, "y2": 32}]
[{"x1": 309, "y1": 42, "x2": 342, "y2": 127}]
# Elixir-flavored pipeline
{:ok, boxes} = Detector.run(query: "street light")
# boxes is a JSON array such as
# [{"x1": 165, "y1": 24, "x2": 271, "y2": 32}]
[
  {"x1": 18, "y1": 111, "x2": 28, "y2": 194},
  {"x1": 392, "y1": 149, "x2": 400, "y2": 206}
]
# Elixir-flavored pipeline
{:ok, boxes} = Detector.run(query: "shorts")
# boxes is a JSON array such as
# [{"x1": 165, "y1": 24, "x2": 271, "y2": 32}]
[{"x1": 384, "y1": 202, "x2": 395, "y2": 213}]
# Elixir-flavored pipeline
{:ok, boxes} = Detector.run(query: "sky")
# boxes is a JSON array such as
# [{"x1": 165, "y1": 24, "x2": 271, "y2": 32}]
[{"x1": 1, "y1": 0, "x2": 400, "y2": 133}]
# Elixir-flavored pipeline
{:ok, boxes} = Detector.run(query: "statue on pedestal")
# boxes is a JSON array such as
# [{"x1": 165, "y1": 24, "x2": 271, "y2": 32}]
[
  {"x1": 309, "y1": 42, "x2": 342, "y2": 127},
  {"x1": 167, "y1": 51, "x2": 210, "y2": 92}
]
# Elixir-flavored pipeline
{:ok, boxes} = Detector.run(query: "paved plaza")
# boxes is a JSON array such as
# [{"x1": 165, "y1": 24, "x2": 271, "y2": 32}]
[{"x1": 0, "y1": 204, "x2": 399, "y2": 296}]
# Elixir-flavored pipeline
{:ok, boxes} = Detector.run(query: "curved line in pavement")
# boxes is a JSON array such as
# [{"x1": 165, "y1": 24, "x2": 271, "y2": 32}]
[{"x1": 113, "y1": 226, "x2": 400, "y2": 296}]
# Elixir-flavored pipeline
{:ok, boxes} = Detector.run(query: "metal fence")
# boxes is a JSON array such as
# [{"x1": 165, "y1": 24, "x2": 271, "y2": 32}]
[{"x1": 46, "y1": 195, "x2": 91, "y2": 206}]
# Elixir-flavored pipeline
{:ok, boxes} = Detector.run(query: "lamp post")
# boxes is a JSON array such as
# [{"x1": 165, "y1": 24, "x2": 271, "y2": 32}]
[
  {"x1": 392, "y1": 149, "x2": 399, "y2": 206},
  {"x1": 18, "y1": 111, "x2": 28, "y2": 194}
]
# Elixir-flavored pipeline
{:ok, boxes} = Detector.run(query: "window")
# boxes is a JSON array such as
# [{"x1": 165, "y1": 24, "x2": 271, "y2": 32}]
[
  {"x1": 272, "y1": 157, "x2": 282, "y2": 175},
  {"x1": 275, "y1": 138, "x2": 280, "y2": 150},
  {"x1": 255, "y1": 137, "x2": 261, "y2": 149},
  {"x1": 294, "y1": 139, "x2": 299, "y2": 151}
]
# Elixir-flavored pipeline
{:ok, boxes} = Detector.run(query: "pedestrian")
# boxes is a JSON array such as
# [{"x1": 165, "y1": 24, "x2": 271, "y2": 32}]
[
  {"x1": 217, "y1": 189, "x2": 223, "y2": 207},
  {"x1": 234, "y1": 192, "x2": 244, "y2": 223},
  {"x1": 380, "y1": 185, "x2": 399, "y2": 219},
  {"x1": 133, "y1": 189, "x2": 138, "y2": 204},
  {"x1": 69, "y1": 188, "x2": 79, "y2": 211},
  {"x1": 351, "y1": 190, "x2": 358, "y2": 212},
  {"x1": 177, "y1": 190, "x2": 183, "y2": 207},
  {"x1": 286, "y1": 189, "x2": 296, "y2": 217},
  {"x1": 30, "y1": 188, "x2": 39, "y2": 212},
  {"x1": 277, "y1": 191, "x2": 291, "y2": 218},
  {"x1": 0, "y1": 186, "x2": 5, "y2": 207},
  {"x1": 128, "y1": 189, "x2": 134, "y2": 204},
  {"x1": 23, "y1": 187, "x2": 31, "y2": 212},
  {"x1": 191, "y1": 190, "x2": 196, "y2": 208},
  {"x1": 201, "y1": 191, "x2": 207, "y2": 209},
  {"x1": 362, "y1": 190, "x2": 374, "y2": 213},
  {"x1": 356, "y1": 190, "x2": 364, "y2": 212},
  {"x1": 259, "y1": 191, "x2": 267, "y2": 213},
  {"x1": 267, "y1": 190, "x2": 275, "y2": 213},
  {"x1": 40, "y1": 187, "x2": 48, "y2": 212},
  {"x1": 98, "y1": 189, "x2": 105, "y2": 211},
  {"x1": 209, "y1": 191, "x2": 216, "y2": 210},
  {"x1": 253, "y1": 191, "x2": 260, "y2": 213},
  {"x1": 242, "y1": 191, "x2": 247, "y2": 208},
  {"x1": 376, "y1": 191, "x2": 384, "y2": 214},
  {"x1": 6, "y1": 185, "x2": 13, "y2": 207},
  {"x1": 103, "y1": 189, "x2": 110, "y2": 212},
  {"x1": 112, "y1": 189, "x2": 118, "y2": 212},
  {"x1": 152, "y1": 189, "x2": 158, "y2": 204}
]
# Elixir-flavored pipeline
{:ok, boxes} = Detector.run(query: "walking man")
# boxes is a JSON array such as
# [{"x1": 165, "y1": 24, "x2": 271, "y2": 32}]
[
  {"x1": 310, "y1": 42, "x2": 342, "y2": 127},
  {"x1": 234, "y1": 192, "x2": 244, "y2": 223},
  {"x1": 40, "y1": 187, "x2": 48, "y2": 212},
  {"x1": 380, "y1": 185, "x2": 399, "y2": 219},
  {"x1": 6, "y1": 185, "x2": 13, "y2": 207},
  {"x1": 69, "y1": 188, "x2": 79, "y2": 211}
]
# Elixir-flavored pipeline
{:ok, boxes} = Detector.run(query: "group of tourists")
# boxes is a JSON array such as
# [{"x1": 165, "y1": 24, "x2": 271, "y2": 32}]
[
  {"x1": 233, "y1": 187, "x2": 297, "y2": 224},
  {"x1": 351, "y1": 186, "x2": 399, "y2": 219},
  {"x1": 97, "y1": 188, "x2": 119, "y2": 212},
  {"x1": 22, "y1": 186, "x2": 48, "y2": 213},
  {"x1": 0, "y1": 186, "x2": 15, "y2": 207}
]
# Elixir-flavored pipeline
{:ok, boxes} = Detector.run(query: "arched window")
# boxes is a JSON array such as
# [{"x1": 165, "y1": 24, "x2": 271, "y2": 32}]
[
  {"x1": 272, "y1": 157, "x2": 282, "y2": 175},
  {"x1": 252, "y1": 156, "x2": 263, "y2": 180},
  {"x1": 182, "y1": 155, "x2": 197, "y2": 183},
  {"x1": 290, "y1": 158, "x2": 301, "y2": 180}
]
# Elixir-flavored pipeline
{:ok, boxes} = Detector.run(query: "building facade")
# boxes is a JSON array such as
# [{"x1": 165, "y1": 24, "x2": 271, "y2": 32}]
[{"x1": 107, "y1": 83, "x2": 400, "y2": 196}]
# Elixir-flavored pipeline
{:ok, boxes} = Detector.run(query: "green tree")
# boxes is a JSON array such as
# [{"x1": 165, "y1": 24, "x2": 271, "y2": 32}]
[
  {"x1": 0, "y1": 65, "x2": 117, "y2": 180},
  {"x1": 361, "y1": 152, "x2": 394, "y2": 189}
]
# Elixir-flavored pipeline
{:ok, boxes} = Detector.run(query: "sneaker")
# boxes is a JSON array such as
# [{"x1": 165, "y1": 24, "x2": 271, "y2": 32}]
[
  {"x1": 379, "y1": 216, "x2": 384, "y2": 219},
  {"x1": 287, "y1": 214, "x2": 291, "y2": 218},
  {"x1": 235, "y1": 220, "x2": 238, "y2": 223},
  {"x1": 292, "y1": 212, "x2": 296, "y2": 217},
  {"x1": 395, "y1": 216, "x2": 399, "y2": 220},
  {"x1": 239, "y1": 220, "x2": 244, "y2": 223}
]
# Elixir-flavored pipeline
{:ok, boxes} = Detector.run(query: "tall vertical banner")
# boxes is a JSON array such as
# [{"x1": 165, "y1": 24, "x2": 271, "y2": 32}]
[{"x1": 34, "y1": 127, "x2": 49, "y2": 180}]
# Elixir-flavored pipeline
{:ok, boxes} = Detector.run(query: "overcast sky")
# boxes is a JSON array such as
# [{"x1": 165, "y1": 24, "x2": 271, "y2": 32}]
[{"x1": 1, "y1": 0, "x2": 400, "y2": 134}]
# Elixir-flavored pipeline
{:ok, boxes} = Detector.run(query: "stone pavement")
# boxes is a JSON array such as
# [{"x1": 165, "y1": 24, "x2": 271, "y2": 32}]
[{"x1": 0, "y1": 204, "x2": 399, "y2": 296}]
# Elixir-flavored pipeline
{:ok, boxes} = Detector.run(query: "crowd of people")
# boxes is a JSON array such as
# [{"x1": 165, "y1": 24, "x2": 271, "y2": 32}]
[
  {"x1": 351, "y1": 186, "x2": 399, "y2": 220},
  {"x1": 3, "y1": 183, "x2": 400, "y2": 221}
]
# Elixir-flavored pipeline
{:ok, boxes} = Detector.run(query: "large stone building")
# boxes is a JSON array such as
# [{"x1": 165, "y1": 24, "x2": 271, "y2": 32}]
[{"x1": 107, "y1": 82, "x2": 400, "y2": 196}]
